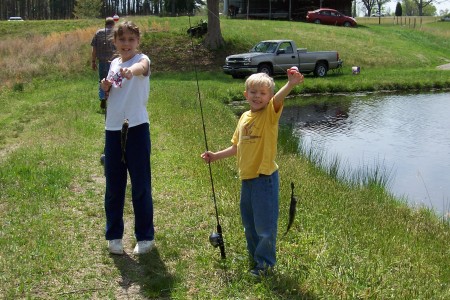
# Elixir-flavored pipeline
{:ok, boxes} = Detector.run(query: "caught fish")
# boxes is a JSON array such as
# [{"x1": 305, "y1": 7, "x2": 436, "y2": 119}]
[
  {"x1": 121, "y1": 119, "x2": 129, "y2": 163},
  {"x1": 285, "y1": 182, "x2": 298, "y2": 235}
]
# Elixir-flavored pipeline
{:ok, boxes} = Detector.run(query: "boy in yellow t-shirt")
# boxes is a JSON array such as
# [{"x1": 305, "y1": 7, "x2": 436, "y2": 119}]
[{"x1": 201, "y1": 69, "x2": 304, "y2": 277}]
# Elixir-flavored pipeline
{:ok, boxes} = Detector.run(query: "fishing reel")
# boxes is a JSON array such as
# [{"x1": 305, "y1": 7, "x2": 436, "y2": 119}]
[
  {"x1": 209, "y1": 232, "x2": 223, "y2": 248},
  {"x1": 208, "y1": 225, "x2": 226, "y2": 259}
]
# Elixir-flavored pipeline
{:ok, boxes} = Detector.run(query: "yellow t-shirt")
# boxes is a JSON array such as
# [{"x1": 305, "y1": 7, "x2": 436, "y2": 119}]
[{"x1": 231, "y1": 98, "x2": 283, "y2": 180}]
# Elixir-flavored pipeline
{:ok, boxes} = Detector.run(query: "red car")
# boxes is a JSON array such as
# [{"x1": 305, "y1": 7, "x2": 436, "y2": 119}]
[{"x1": 306, "y1": 8, "x2": 357, "y2": 27}]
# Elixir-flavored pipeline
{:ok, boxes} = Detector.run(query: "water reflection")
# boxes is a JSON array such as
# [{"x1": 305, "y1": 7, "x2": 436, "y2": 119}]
[
  {"x1": 281, "y1": 92, "x2": 450, "y2": 215},
  {"x1": 281, "y1": 101, "x2": 350, "y2": 129}
]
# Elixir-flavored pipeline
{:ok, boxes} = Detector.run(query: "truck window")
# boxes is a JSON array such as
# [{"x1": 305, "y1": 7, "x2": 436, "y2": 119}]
[
  {"x1": 251, "y1": 42, "x2": 278, "y2": 53},
  {"x1": 279, "y1": 42, "x2": 293, "y2": 54}
]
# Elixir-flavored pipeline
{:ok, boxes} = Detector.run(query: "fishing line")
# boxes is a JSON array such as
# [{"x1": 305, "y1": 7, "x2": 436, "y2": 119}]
[
  {"x1": 104, "y1": 3, "x2": 106, "y2": 45},
  {"x1": 100, "y1": 1, "x2": 108, "y2": 167},
  {"x1": 188, "y1": 13, "x2": 226, "y2": 259}
]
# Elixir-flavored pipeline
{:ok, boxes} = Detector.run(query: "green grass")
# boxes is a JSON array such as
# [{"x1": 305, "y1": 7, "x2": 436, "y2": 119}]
[{"x1": 0, "y1": 16, "x2": 449, "y2": 299}]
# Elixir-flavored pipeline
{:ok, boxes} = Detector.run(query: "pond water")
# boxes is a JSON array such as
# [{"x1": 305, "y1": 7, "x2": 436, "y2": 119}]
[{"x1": 280, "y1": 92, "x2": 450, "y2": 215}]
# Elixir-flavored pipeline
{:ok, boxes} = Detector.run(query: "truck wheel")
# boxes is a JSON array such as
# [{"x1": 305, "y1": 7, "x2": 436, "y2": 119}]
[
  {"x1": 258, "y1": 64, "x2": 273, "y2": 76},
  {"x1": 314, "y1": 62, "x2": 328, "y2": 77}
]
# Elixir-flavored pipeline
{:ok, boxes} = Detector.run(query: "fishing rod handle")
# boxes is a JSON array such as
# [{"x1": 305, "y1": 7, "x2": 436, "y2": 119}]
[
  {"x1": 217, "y1": 224, "x2": 226, "y2": 259},
  {"x1": 219, "y1": 244, "x2": 226, "y2": 259}
]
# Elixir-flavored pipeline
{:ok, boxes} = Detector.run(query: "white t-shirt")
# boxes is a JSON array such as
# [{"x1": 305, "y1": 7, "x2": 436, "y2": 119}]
[{"x1": 105, "y1": 53, "x2": 151, "y2": 130}]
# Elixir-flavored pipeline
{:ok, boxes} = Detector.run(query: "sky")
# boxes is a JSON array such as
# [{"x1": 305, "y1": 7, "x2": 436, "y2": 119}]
[{"x1": 385, "y1": 0, "x2": 450, "y2": 14}]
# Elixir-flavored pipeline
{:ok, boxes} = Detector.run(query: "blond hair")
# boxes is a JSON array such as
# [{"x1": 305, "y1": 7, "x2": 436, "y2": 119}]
[{"x1": 245, "y1": 73, "x2": 275, "y2": 93}]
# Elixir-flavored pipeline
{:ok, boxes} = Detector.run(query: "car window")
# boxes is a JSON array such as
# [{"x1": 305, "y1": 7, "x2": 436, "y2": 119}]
[{"x1": 321, "y1": 10, "x2": 331, "y2": 16}]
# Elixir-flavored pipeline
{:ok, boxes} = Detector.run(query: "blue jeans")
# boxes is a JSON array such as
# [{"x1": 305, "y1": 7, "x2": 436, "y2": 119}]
[
  {"x1": 104, "y1": 123, "x2": 154, "y2": 241},
  {"x1": 98, "y1": 61, "x2": 110, "y2": 100},
  {"x1": 240, "y1": 170, "x2": 279, "y2": 269}
]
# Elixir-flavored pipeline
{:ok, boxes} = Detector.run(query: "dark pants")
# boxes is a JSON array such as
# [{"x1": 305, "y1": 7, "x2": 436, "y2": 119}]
[
  {"x1": 98, "y1": 61, "x2": 110, "y2": 100},
  {"x1": 104, "y1": 123, "x2": 154, "y2": 241}
]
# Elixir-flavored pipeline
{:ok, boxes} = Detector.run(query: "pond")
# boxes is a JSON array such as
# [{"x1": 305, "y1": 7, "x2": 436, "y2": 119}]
[{"x1": 280, "y1": 92, "x2": 450, "y2": 216}]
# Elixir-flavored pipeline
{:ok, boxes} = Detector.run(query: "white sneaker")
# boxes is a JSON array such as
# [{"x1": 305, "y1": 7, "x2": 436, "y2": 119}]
[
  {"x1": 133, "y1": 240, "x2": 155, "y2": 255},
  {"x1": 108, "y1": 239, "x2": 124, "y2": 255}
]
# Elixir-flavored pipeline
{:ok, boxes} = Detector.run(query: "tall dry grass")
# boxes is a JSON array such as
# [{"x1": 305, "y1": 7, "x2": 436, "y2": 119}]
[
  {"x1": 356, "y1": 15, "x2": 441, "y2": 26},
  {"x1": 1, "y1": 28, "x2": 96, "y2": 88},
  {"x1": 0, "y1": 19, "x2": 171, "y2": 89}
]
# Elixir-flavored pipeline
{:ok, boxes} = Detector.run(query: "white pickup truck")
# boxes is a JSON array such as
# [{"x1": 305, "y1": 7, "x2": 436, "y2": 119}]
[{"x1": 223, "y1": 40, "x2": 342, "y2": 78}]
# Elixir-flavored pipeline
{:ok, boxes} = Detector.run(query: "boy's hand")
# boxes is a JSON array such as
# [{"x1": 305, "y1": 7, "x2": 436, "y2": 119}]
[
  {"x1": 289, "y1": 66, "x2": 299, "y2": 74},
  {"x1": 287, "y1": 66, "x2": 304, "y2": 86},
  {"x1": 201, "y1": 151, "x2": 215, "y2": 163}
]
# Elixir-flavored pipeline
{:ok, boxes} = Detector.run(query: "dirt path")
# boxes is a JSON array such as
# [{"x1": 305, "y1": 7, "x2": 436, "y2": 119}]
[{"x1": 437, "y1": 63, "x2": 450, "y2": 70}]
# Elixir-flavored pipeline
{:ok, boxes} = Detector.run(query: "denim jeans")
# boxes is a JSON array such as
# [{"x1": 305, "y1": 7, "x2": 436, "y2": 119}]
[
  {"x1": 104, "y1": 123, "x2": 154, "y2": 241},
  {"x1": 98, "y1": 61, "x2": 110, "y2": 100},
  {"x1": 240, "y1": 170, "x2": 279, "y2": 269}
]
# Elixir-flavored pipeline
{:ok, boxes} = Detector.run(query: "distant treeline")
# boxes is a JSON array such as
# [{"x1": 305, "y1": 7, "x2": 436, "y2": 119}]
[{"x1": 1, "y1": 0, "x2": 203, "y2": 20}]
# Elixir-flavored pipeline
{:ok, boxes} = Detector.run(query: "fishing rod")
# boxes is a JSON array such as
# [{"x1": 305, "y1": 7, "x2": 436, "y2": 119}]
[
  {"x1": 188, "y1": 14, "x2": 226, "y2": 259},
  {"x1": 100, "y1": 1, "x2": 108, "y2": 167}
]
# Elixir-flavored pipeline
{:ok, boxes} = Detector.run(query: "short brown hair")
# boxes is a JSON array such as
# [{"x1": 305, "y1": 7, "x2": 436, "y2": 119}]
[{"x1": 114, "y1": 21, "x2": 140, "y2": 39}]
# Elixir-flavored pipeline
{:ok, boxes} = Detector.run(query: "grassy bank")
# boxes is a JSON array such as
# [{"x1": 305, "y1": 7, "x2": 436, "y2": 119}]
[
  {"x1": 1, "y1": 16, "x2": 450, "y2": 91},
  {"x1": 0, "y1": 17, "x2": 449, "y2": 299}
]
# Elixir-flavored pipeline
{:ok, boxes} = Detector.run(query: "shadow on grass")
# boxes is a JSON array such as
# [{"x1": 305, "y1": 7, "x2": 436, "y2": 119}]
[
  {"x1": 111, "y1": 248, "x2": 175, "y2": 299},
  {"x1": 265, "y1": 264, "x2": 318, "y2": 300}
]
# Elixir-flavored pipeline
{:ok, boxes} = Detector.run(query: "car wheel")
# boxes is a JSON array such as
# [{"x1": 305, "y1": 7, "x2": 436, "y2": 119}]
[
  {"x1": 258, "y1": 64, "x2": 273, "y2": 76},
  {"x1": 314, "y1": 19, "x2": 321, "y2": 24},
  {"x1": 232, "y1": 74, "x2": 245, "y2": 79},
  {"x1": 314, "y1": 62, "x2": 328, "y2": 77},
  {"x1": 343, "y1": 21, "x2": 351, "y2": 27}
]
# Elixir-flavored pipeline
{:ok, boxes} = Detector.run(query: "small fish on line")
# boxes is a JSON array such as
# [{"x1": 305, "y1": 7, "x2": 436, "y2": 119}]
[
  {"x1": 285, "y1": 182, "x2": 298, "y2": 235},
  {"x1": 121, "y1": 119, "x2": 129, "y2": 163}
]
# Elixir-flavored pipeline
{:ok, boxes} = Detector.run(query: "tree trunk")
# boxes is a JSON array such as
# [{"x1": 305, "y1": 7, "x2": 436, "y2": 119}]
[{"x1": 204, "y1": 0, "x2": 224, "y2": 49}]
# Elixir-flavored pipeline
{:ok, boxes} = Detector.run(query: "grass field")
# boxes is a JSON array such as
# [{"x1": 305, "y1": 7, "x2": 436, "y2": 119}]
[
  {"x1": 0, "y1": 16, "x2": 449, "y2": 299},
  {"x1": 356, "y1": 15, "x2": 442, "y2": 26}
]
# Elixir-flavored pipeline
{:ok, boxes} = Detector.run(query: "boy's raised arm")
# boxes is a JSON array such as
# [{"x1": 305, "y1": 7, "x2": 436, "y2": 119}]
[{"x1": 273, "y1": 67, "x2": 304, "y2": 112}]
